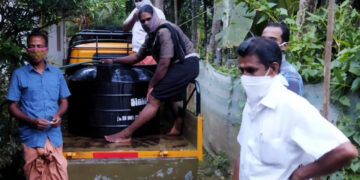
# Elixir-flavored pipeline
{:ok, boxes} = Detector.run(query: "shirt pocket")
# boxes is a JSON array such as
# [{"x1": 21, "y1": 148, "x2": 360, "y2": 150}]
[
  {"x1": 47, "y1": 80, "x2": 60, "y2": 101},
  {"x1": 18, "y1": 76, "x2": 32, "y2": 100},
  {"x1": 19, "y1": 78, "x2": 29, "y2": 93},
  {"x1": 258, "y1": 137, "x2": 288, "y2": 166}
]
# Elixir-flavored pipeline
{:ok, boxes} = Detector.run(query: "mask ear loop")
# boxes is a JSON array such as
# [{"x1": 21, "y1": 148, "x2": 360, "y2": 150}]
[
  {"x1": 279, "y1": 42, "x2": 287, "y2": 47},
  {"x1": 264, "y1": 68, "x2": 271, "y2": 76}
]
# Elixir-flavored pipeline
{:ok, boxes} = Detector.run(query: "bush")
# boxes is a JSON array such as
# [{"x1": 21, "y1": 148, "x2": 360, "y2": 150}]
[{"x1": 0, "y1": 75, "x2": 25, "y2": 179}]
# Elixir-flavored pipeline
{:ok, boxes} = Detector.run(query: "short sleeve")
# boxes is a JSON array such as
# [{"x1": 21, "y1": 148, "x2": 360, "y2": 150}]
[
  {"x1": 137, "y1": 35, "x2": 152, "y2": 58},
  {"x1": 158, "y1": 28, "x2": 174, "y2": 59},
  {"x1": 124, "y1": 8, "x2": 137, "y2": 24},
  {"x1": 7, "y1": 71, "x2": 21, "y2": 102},
  {"x1": 290, "y1": 103, "x2": 348, "y2": 159},
  {"x1": 58, "y1": 71, "x2": 71, "y2": 99}
]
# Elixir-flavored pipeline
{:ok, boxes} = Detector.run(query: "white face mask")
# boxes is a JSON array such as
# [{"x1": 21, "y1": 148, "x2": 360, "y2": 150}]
[
  {"x1": 241, "y1": 68, "x2": 274, "y2": 107},
  {"x1": 135, "y1": 0, "x2": 152, "y2": 9}
]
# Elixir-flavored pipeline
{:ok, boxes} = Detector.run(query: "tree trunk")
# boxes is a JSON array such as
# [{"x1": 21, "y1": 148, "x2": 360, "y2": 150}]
[
  {"x1": 322, "y1": 0, "x2": 335, "y2": 121},
  {"x1": 207, "y1": 2, "x2": 221, "y2": 62},
  {"x1": 191, "y1": 0, "x2": 198, "y2": 49},
  {"x1": 174, "y1": 0, "x2": 178, "y2": 24},
  {"x1": 203, "y1": 0, "x2": 208, "y2": 55},
  {"x1": 296, "y1": 0, "x2": 318, "y2": 25},
  {"x1": 153, "y1": 0, "x2": 164, "y2": 11}
]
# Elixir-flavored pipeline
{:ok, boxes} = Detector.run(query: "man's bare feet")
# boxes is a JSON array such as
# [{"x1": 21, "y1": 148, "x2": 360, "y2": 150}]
[
  {"x1": 167, "y1": 125, "x2": 181, "y2": 136},
  {"x1": 167, "y1": 115, "x2": 183, "y2": 136},
  {"x1": 104, "y1": 129, "x2": 132, "y2": 143}
]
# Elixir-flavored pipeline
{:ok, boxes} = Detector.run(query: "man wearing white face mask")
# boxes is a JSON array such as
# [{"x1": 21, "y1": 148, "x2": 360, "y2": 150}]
[
  {"x1": 232, "y1": 37, "x2": 357, "y2": 180},
  {"x1": 123, "y1": 0, "x2": 166, "y2": 65},
  {"x1": 262, "y1": 22, "x2": 303, "y2": 96}
]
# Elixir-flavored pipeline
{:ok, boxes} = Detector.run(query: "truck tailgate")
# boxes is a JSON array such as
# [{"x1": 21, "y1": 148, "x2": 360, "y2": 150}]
[{"x1": 63, "y1": 111, "x2": 202, "y2": 179}]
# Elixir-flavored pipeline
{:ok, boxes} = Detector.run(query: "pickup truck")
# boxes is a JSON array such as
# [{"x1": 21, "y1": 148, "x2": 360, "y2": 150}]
[{"x1": 63, "y1": 29, "x2": 203, "y2": 179}]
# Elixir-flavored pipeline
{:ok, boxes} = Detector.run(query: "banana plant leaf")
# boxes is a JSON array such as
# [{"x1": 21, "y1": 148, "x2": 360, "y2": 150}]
[{"x1": 214, "y1": 0, "x2": 255, "y2": 48}]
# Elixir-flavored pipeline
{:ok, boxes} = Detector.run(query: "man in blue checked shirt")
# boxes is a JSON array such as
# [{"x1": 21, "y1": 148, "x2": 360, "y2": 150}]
[
  {"x1": 262, "y1": 23, "x2": 304, "y2": 96},
  {"x1": 7, "y1": 31, "x2": 70, "y2": 180}
]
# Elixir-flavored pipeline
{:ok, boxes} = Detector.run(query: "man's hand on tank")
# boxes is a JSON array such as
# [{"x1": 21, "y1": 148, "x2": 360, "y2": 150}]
[
  {"x1": 32, "y1": 118, "x2": 51, "y2": 130},
  {"x1": 51, "y1": 115, "x2": 62, "y2": 127},
  {"x1": 101, "y1": 59, "x2": 113, "y2": 64}
]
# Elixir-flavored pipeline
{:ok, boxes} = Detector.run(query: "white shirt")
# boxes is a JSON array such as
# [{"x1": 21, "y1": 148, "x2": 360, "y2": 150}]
[
  {"x1": 237, "y1": 77, "x2": 348, "y2": 180},
  {"x1": 124, "y1": 7, "x2": 166, "y2": 52}
]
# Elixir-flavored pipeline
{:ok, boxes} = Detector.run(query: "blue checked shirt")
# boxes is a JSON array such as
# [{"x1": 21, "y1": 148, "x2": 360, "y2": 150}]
[
  {"x1": 280, "y1": 55, "x2": 304, "y2": 96},
  {"x1": 7, "y1": 63, "x2": 70, "y2": 148}
]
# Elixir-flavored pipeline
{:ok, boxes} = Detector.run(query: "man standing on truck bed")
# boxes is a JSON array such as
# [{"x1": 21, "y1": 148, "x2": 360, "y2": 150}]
[
  {"x1": 232, "y1": 37, "x2": 358, "y2": 180},
  {"x1": 102, "y1": 5, "x2": 200, "y2": 143},
  {"x1": 7, "y1": 31, "x2": 70, "y2": 180},
  {"x1": 123, "y1": 0, "x2": 166, "y2": 65}
]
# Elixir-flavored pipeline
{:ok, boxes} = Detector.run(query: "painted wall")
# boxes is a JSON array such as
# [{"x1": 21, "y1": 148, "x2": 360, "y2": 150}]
[{"x1": 47, "y1": 20, "x2": 67, "y2": 67}]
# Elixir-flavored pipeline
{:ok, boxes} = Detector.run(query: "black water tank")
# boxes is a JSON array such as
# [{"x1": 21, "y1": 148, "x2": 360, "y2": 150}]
[{"x1": 67, "y1": 64, "x2": 156, "y2": 137}]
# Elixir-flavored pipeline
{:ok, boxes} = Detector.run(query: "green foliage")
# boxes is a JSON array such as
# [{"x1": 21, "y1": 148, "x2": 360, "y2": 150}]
[
  {"x1": 199, "y1": 150, "x2": 230, "y2": 179},
  {"x1": 287, "y1": 1, "x2": 360, "y2": 93},
  {"x1": 276, "y1": 0, "x2": 299, "y2": 16},
  {"x1": 285, "y1": 8, "x2": 327, "y2": 83},
  {"x1": 214, "y1": 0, "x2": 255, "y2": 48},
  {"x1": 212, "y1": 151, "x2": 230, "y2": 177},
  {"x1": 0, "y1": 107, "x2": 24, "y2": 179},
  {"x1": 0, "y1": 0, "x2": 77, "y2": 40},
  {"x1": 0, "y1": 37, "x2": 25, "y2": 75},
  {"x1": 0, "y1": 0, "x2": 78, "y2": 67},
  {"x1": 211, "y1": 62, "x2": 241, "y2": 78},
  {"x1": 0, "y1": 43, "x2": 24, "y2": 178},
  {"x1": 239, "y1": 0, "x2": 292, "y2": 23},
  {"x1": 211, "y1": 0, "x2": 300, "y2": 69},
  {"x1": 66, "y1": 0, "x2": 128, "y2": 36},
  {"x1": 334, "y1": 113, "x2": 360, "y2": 180},
  {"x1": 192, "y1": 0, "x2": 214, "y2": 58}
]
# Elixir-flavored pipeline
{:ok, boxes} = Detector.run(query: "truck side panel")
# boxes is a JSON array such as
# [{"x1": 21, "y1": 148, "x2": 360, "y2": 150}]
[{"x1": 68, "y1": 158, "x2": 198, "y2": 180}]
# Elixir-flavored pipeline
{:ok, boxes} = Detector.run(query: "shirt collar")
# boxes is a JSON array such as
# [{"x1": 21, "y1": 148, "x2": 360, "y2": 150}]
[
  {"x1": 259, "y1": 76, "x2": 284, "y2": 110},
  {"x1": 27, "y1": 61, "x2": 50, "y2": 72}
]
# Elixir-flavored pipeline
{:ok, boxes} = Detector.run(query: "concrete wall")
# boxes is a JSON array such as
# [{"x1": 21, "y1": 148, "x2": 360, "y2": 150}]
[
  {"x1": 47, "y1": 20, "x2": 67, "y2": 66},
  {"x1": 196, "y1": 61, "x2": 358, "y2": 168}
]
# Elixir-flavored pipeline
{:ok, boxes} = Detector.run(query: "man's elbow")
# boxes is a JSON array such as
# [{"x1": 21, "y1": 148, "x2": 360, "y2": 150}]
[
  {"x1": 8, "y1": 101, "x2": 17, "y2": 115},
  {"x1": 59, "y1": 98, "x2": 69, "y2": 107},
  {"x1": 341, "y1": 142, "x2": 358, "y2": 160},
  {"x1": 158, "y1": 64, "x2": 169, "y2": 74},
  {"x1": 122, "y1": 24, "x2": 130, "y2": 32},
  {"x1": 123, "y1": 28, "x2": 130, "y2": 32}
]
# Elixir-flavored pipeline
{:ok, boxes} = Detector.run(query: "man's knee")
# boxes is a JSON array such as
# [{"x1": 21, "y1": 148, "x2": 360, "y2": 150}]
[{"x1": 147, "y1": 95, "x2": 160, "y2": 108}]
